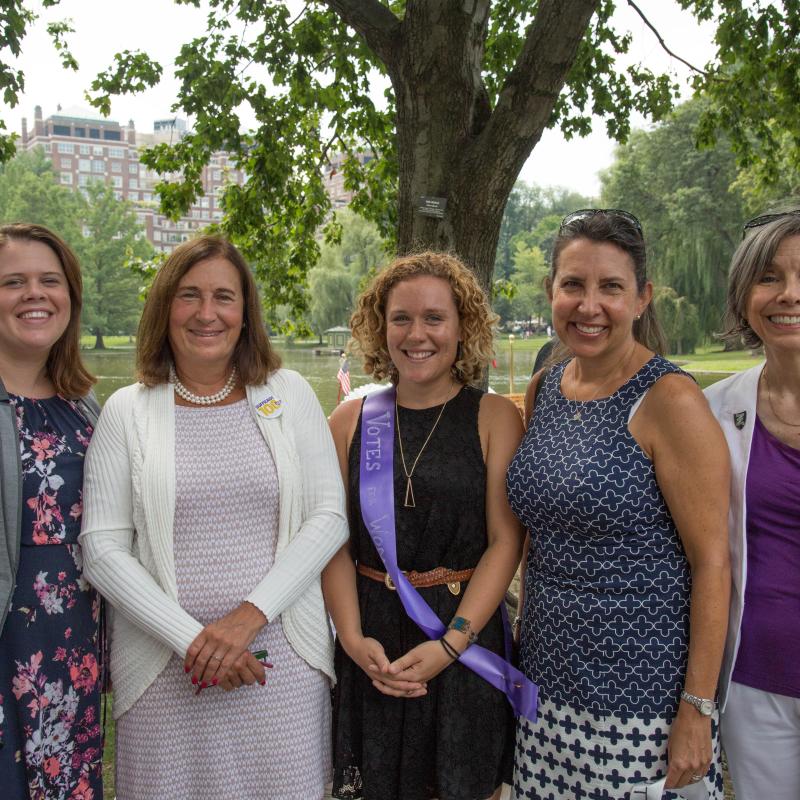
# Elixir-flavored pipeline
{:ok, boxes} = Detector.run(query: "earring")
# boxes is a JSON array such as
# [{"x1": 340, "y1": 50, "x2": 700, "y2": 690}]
[{"x1": 635, "y1": 314, "x2": 641, "y2": 321}]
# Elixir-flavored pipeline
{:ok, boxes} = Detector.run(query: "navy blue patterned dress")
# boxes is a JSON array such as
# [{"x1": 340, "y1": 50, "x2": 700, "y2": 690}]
[
  {"x1": 506, "y1": 356, "x2": 722, "y2": 800},
  {"x1": 0, "y1": 396, "x2": 103, "y2": 800}
]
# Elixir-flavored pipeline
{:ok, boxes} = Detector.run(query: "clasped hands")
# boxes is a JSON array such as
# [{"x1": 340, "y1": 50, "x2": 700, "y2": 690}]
[
  {"x1": 184, "y1": 601, "x2": 271, "y2": 692},
  {"x1": 348, "y1": 635, "x2": 464, "y2": 698}
]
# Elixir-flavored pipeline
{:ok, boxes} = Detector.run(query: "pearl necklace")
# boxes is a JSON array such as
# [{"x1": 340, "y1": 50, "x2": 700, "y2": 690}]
[{"x1": 169, "y1": 365, "x2": 238, "y2": 406}]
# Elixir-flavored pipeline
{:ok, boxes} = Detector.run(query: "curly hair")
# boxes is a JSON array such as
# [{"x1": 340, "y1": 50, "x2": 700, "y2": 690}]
[{"x1": 349, "y1": 251, "x2": 497, "y2": 384}]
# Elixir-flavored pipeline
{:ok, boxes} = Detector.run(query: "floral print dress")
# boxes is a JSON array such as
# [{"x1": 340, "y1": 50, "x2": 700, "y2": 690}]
[{"x1": 0, "y1": 395, "x2": 103, "y2": 800}]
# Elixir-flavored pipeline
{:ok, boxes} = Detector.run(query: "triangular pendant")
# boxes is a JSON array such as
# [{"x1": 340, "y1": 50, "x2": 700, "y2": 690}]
[{"x1": 404, "y1": 477, "x2": 416, "y2": 508}]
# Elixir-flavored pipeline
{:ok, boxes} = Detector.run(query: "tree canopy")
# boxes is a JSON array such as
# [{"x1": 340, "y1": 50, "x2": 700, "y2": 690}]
[
  {"x1": 2, "y1": 1, "x2": 798, "y2": 314},
  {"x1": 0, "y1": 151, "x2": 153, "y2": 346},
  {"x1": 601, "y1": 98, "x2": 746, "y2": 338}
]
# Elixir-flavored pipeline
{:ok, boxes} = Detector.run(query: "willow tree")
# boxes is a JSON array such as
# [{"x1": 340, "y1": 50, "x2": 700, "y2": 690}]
[
  {"x1": 601, "y1": 98, "x2": 747, "y2": 337},
  {"x1": 2, "y1": 1, "x2": 799, "y2": 314}
]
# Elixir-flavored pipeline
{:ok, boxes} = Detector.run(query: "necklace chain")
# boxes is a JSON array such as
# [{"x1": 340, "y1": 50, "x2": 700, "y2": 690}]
[
  {"x1": 169, "y1": 365, "x2": 238, "y2": 406},
  {"x1": 396, "y1": 387, "x2": 454, "y2": 508},
  {"x1": 763, "y1": 366, "x2": 800, "y2": 428},
  {"x1": 568, "y1": 343, "x2": 637, "y2": 423}
]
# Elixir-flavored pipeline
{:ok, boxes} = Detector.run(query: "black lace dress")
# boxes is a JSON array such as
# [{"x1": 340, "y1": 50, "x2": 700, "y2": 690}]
[{"x1": 332, "y1": 385, "x2": 514, "y2": 800}]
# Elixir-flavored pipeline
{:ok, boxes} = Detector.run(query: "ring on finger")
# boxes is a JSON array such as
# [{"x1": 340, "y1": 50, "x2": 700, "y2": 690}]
[{"x1": 210, "y1": 655, "x2": 223, "y2": 662}]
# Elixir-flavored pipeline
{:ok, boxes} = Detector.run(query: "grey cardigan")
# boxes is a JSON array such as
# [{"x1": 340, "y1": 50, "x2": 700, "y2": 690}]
[{"x1": 0, "y1": 378, "x2": 100, "y2": 633}]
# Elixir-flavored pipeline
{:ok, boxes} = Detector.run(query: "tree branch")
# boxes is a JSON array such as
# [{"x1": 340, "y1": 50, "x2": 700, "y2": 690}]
[
  {"x1": 468, "y1": 0, "x2": 599, "y2": 189},
  {"x1": 323, "y1": 0, "x2": 402, "y2": 70},
  {"x1": 626, "y1": 0, "x2": 713, "y2": 78}
]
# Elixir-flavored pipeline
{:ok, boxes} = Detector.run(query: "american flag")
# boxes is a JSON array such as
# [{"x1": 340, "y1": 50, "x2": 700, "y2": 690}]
[{"x1": 336, "y1": 355, "x2": 351, "y2": 398}]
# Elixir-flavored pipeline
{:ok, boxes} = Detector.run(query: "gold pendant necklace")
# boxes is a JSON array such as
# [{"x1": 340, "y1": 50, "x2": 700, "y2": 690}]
[{"x1": 396, "y1": 387, "x2": 455, "y2": 508}]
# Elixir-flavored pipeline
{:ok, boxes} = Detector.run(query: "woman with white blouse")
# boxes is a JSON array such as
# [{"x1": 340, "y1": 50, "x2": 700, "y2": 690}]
[{"x1": 80, "y1": 235, "x2": 348, "y2": 800}]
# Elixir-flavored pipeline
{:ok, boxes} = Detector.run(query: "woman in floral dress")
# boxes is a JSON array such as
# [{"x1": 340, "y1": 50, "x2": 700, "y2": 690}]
[{"x1": 0, "y1": 223, "x2": 102, "y2": 799}]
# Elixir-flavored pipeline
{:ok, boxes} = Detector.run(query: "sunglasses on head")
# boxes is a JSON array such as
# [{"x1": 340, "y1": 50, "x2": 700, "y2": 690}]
[
  {"x1": 560, "y1": 208, "x2": 644, "y2": 238},
  {"x1": 742, "y1": 210, "x2": 800, "y2": 237}
]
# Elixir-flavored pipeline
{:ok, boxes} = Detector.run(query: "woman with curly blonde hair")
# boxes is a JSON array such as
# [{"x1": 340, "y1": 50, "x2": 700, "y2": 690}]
[{"x1": 323, "y1": 251, "x2": 526, "y2": 800}]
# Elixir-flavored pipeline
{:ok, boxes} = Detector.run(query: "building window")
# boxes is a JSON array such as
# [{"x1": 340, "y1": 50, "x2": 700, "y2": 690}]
[
  {"x1": 92, "y1": 146, "x2": 104, "y2": 156},
  {"x1": 53, "y1": 124, "x2": 71, "y2": 136},
  {"x1": 128, "y1": 162, "x2": 138, "y2": 174},
  {"x1": 153, "y1": 231, "x2": 162, "y2": 242},
  {"x1": 111, "y1": 161, "x2": 122, "y2": 173},
  {"x1": 43, "y1": 143, "x2": 51, "y2": 152},
  {"x1": 91, "y1": 160, "x2": 104, "y2": 173},
  {"x1": 212, "y1": 169, "x2": 222, "y2": 180},
  {"x1": 80, "y1": 144, "x2": 90, "y2": 155},
  {"x1": 78, "y1": 159, "x2": 91, "y2": 172},
  {"x1": 129, "y1": 178, "x2": 138, "y2": 189},
  {"x1": 60, "y1": 172, "x2": 73, "y2": 185},
  {"x1": 114, "y1": 191, "x2": 123, "y2": 200},
  {"x1": 104, "y1": 130, "x2": 122, "y2": 141},
  {"x1": 109, "y1": 147, "x2": 125, "y2": 158},
  {"x1": 78, "y1": 174, "x2": 90, "y2": 186},
  {"x1": 111, "y1": 176, "x2": 123, "y2": 188},
  {"x1": 89, "y1": 128, "x2": 101, "y2": 139},
  {"x1": 74, "y1": 127, "x2": 85, "y2": 137},
  {"x1": 143, "y1": 193, "x2": 152, "y2": 202},
  {"x1": 56, "y1": 142, "x2": 74, "y2": 154}
]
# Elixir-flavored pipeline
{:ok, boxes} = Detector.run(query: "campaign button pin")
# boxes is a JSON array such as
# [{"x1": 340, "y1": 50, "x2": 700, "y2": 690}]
[{"x1": 256, "y1": 395, "x2": 283, "y2": 418}]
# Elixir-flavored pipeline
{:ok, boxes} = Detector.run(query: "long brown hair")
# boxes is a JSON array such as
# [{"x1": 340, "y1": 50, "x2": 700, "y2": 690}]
[
  {"x1": 548, "y1": 211, "x2": 667, "y2": 360},
  {"x1": 0, "y1": 223, "x2": 95, "y2": 398},
  {"x1": 136, "y1": 235, "x2": 280, "y2": 386}
]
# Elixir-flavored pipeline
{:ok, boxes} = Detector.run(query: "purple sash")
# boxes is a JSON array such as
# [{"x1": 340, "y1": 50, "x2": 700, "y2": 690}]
[{"x1": 359, "y1": 386, "x2": 538, "y2": 721}]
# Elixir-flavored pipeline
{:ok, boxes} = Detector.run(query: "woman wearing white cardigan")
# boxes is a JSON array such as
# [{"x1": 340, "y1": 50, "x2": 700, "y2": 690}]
[
  {"x1": 705, "y1": 209, "x2": 800, "y2": 800},
  {"x1": 80, "y1": 236, "x2": 348, "y2": 800}
]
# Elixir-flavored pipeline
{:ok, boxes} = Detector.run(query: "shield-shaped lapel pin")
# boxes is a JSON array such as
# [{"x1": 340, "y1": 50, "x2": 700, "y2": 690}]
[{"x1": 734, "y1": 411, "x2": 747, "y2": 430}]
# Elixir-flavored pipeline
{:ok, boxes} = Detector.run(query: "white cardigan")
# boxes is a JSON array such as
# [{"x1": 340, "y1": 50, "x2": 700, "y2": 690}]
[
  {"x1": 704, "y1": 363, "x2": 764, "y2": 710},
  {"x1": 80, "y1": 369, "x2": 348, "y2": 717}
]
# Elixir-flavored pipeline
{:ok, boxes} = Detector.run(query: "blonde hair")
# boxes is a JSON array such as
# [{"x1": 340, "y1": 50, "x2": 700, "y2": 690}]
[
  {"x1": 136, "y1": 235, "x2": 280, "y2": 386},
  {"x1": 0, "y1": 223, "x2": 95, "y2": 398},
  {"x1": 350, "y1": 251, "x2": 497, "y2": 383}
]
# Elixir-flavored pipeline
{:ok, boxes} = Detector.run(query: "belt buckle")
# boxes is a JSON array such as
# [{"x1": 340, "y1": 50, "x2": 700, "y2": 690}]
[
  {"x1": 447, "y1": 581, "x2": 461, "y2": 596},
  {"x1": 384, "y1": 573, "x2": 396, "y2": 591}
]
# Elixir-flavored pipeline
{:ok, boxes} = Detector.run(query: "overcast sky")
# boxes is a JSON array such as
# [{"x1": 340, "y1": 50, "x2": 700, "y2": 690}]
[{"x1": 4, "y1": 1, "x2": 716, "y2": 197}]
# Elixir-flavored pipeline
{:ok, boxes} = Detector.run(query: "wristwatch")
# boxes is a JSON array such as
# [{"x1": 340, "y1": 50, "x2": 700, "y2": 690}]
[{"x1": 680, "y1": 690, "x2": 716, "y2": 717}]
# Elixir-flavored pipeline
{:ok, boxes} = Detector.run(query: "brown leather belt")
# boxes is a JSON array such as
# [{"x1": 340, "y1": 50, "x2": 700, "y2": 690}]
[{"x1": 356, "y1": 563, "x2": 474, "y2": 596}]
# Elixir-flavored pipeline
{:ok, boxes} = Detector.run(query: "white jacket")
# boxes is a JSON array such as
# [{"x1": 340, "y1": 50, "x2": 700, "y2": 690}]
[
  {"x1": 80, "y1": 369, "x2": 348, "y2": 717},
  {"x1": 704, "y1": 363, "x2": 764, "y2": 710}
]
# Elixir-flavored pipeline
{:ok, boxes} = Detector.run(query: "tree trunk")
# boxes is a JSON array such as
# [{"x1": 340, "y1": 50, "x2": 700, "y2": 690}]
[
  {"x1": 384, "y1": 0, "x2": 598, "y2": 296},
  {"x1": 93, "y1": 331, "x2": 106, "y2": 350}
]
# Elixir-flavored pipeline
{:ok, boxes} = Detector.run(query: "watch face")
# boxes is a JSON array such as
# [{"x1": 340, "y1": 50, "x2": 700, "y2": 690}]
[{"x1": 700, "y1": 700, "x2": 714, "y2": 716}]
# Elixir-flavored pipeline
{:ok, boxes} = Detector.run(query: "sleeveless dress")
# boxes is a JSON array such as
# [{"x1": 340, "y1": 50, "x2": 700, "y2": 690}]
[
  {"x1": 114, "y1": 401, "x2": 331, "y2": 800},
  {"x1": 506, "y1": 356, "x2": 723, "y2": 800},
  {"x1": 332, "y1": 385, "x2": 514, "y2": 800},
  {"x1": 0, "y1": 395, "x2": 103, "y2": 800}
]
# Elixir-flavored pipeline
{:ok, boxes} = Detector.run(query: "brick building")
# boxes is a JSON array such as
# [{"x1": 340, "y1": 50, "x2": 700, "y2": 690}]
[{"x1": 20, "y1": 106, "x2": 245, "y2": 253}]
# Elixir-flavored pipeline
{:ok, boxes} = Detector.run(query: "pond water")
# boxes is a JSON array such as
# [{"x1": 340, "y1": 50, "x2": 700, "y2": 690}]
[{"x1": 82, "y1": 345, "x2": 726, "y2": 415}]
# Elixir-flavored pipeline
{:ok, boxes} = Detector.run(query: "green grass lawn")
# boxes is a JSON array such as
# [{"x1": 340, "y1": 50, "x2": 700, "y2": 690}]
[{"x1": 80, "y1": 335, "x2": 136, "y2": 350}]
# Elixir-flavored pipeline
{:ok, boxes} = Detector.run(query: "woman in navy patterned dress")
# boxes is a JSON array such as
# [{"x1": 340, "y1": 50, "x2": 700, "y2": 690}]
[
  {"x1": 507, "y1": 210, "x2": 731, "y2": 799},
  {"x1": 0, "y1": 224, "x2": 102, "y2": 799}
]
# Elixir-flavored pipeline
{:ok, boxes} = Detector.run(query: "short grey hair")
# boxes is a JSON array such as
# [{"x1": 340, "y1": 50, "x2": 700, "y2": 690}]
[{"x1": 723, "y1": 208, "x2": 800, "y2": 349}]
